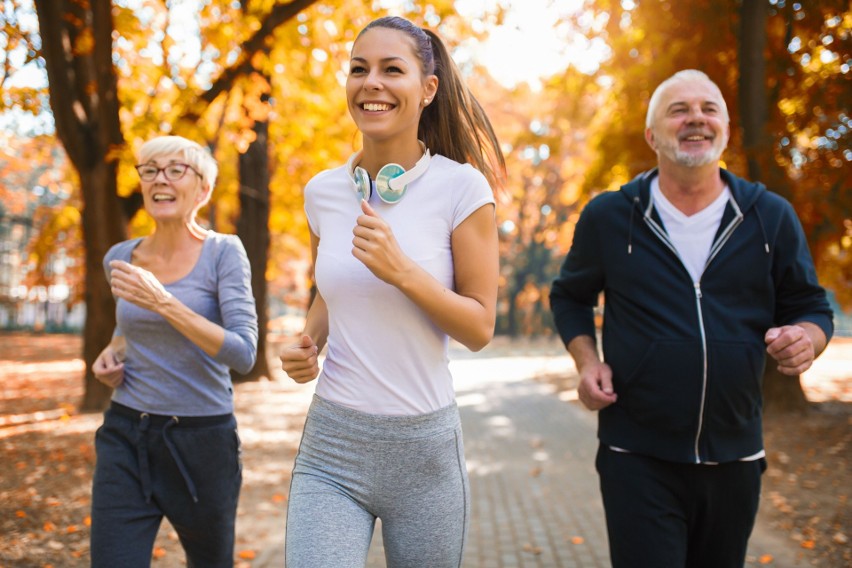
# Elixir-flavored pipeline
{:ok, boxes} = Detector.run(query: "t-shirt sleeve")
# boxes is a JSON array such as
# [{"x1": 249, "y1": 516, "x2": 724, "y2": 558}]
[
  {"x1": 451, "y1": 164, "x2": 495, "y2": 230},
  {"x1": 304, "y1": 176, "x2": 321, "y2": 237}
]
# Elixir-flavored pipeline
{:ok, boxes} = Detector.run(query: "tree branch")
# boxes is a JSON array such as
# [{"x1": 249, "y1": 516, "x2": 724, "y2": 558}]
[{"x1": 189, "y1": 0, "x2": 319, "y2": 114}]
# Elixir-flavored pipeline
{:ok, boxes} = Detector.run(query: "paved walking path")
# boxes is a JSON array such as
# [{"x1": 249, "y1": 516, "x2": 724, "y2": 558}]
[{"x1": 254, "y1": 339, "x2": 803, "y2": 567}]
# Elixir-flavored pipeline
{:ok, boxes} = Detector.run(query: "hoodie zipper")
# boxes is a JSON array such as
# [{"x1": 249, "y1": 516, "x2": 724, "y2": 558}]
[
  {"x1": 643, "y1": 198, "x2": 743, "y2": 463},
  {"x1": 692, "y1": 282, "x2": 708, "y2": 463}
]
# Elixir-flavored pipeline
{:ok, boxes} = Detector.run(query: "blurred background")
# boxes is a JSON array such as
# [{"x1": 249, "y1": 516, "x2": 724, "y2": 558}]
[{"x1": 1, "y1": 0, "x2": 850, "y2": 411}]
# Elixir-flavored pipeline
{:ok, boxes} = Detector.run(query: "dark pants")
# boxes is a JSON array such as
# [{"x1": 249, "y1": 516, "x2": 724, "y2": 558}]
[
  {"x1": 90, "y1": 403, "x2": 242, "y2": 568},
  {"x1": 596, "y1": 444, "x2": 764, "y2": 568}
]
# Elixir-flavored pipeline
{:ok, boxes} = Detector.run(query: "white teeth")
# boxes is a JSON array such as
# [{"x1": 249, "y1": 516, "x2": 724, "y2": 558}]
[
  {"x1": 152, "y1": 194, "x2": 175, "y2": 202},
  {"x1": 363, "y1": 103, "x2": 392, "y2": 111},
  {"x1": 686, "y1": 136, "x2": 706, "y2": 141}
]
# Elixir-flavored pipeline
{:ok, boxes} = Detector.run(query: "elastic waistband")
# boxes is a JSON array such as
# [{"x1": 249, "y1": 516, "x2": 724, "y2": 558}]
[
  {"x1": 308, "y1": 394, "x2": 460, "y2": 442},
  {"x1": 109, "y1": 402, "x2": 232, "y2": 428}
]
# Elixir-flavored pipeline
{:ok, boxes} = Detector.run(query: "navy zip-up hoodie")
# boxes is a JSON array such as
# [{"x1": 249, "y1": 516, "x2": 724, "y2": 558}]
[{"x1": 550, "y1": 168, "x2": 834, "y2": 464}]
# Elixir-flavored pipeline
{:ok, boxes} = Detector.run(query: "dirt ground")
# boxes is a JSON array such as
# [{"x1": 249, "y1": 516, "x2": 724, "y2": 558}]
[
  {"x1": 0, "y1": 332, "x2": 849, "y2": 567},
  {"x1": 0, "y1": 332, "x2": 308, "y2": 568}
]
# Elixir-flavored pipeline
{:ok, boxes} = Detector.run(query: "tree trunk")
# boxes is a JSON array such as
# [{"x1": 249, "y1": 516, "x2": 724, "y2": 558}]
[
  {"x1": 762, "y1": 364, "x2": 809, "y2": 414},
  {"x1": 234, "y1": 116, "x2": 271, "y2": 382},
  {"x1": 34, "y1": 0, "x2": 127, "y2": 411},
  {"x1": 738, "y1": 0, "x2": 769, "y2": 182},
  {"x1": 505, "y1": 271, "x2": 523, "y2": 337},
  {"x1": 79, "y1": 166, "x2": 126, "y2": 410},
  {"x1": 738, "y1": 0, "x2": 810, "y2": 414}
]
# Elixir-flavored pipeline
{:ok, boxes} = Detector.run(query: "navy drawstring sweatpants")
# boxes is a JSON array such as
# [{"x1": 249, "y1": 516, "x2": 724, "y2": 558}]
[{"x1": 90, "y1": 402, "x2": 242, "y2": 568}]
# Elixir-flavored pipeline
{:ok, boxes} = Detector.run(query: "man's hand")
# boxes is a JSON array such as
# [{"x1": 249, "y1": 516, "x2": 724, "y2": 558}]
[
  {"x1": 765, "y1": 324, "x2": 818, "y2": 376},
  {"x1": 577, "y1": 360, "x2": 617, "y2": 411}
]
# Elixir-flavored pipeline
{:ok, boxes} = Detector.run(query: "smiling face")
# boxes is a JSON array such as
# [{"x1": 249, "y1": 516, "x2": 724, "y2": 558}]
[
  {"x1": 645, "y1": 76, "x2": 730, "y2": 168},
  {"x1": 138, "y1": 152, "x2": 208, "y2": 223},
  {"x1": 346, "y1": 27, "x2": 438, "y2": 144}
]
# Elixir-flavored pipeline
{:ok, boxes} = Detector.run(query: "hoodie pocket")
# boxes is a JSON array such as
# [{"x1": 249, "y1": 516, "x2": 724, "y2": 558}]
[
  {"x1": 704, "y1": 341, "x2": 763, "y2": 431},
  {"x1": 617, "y1": 340, "x2": 703, "y2": 433}
]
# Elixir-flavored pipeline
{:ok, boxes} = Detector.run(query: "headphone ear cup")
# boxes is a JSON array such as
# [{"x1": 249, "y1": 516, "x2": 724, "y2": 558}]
[
  {"x1": 353, "y1": 166, "x2": 372, "y2": 201},
  {"x1": 375, "y1": 163, "x2": 407, "y2": 203}
]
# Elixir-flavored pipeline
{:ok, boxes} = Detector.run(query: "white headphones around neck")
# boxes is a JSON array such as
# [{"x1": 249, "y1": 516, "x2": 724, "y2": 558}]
[{"x1": 346, "y1": 143, "x2": 431, "y2": 204}]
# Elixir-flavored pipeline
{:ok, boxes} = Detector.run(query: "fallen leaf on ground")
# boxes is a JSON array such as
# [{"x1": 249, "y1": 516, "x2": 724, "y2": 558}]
[{"x1": 522, "y1": 543, "x2": 542, "y2": 555}]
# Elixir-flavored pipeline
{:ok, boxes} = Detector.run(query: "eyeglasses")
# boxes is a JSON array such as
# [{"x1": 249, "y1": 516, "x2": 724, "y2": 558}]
[{"x1": 135, "y1": 163, "x2": 202, "y2": 182}]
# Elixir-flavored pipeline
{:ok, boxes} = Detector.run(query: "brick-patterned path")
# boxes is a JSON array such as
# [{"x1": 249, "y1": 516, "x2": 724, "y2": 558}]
[{"x1": 255, "y1": 339, "x2": 802, "y2": 567}]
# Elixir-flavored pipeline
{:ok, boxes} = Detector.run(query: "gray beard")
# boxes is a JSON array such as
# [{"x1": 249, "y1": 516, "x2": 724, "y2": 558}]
[{"x1": 672, "y1": 148, "x2": 723, "y2": 167}]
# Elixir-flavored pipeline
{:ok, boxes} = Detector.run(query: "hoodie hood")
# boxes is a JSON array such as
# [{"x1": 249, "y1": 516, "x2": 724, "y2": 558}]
[
  {"x1": 620, "y1": 167, "x2": 767, "y2": 212},
  {"x1": 620, "y1": 167, "x2": 771, "y2": 256}
]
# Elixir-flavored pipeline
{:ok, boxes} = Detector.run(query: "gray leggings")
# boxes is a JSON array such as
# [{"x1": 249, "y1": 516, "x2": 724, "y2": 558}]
[{"x1": 285, "y1": 395, "x2": 469, "y2": 568}]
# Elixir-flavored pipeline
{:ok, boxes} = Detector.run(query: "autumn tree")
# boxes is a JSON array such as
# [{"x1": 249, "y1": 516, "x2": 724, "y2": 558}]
[
  {"x1": 33, "y1": 0, "x2": 127, "y2": 411},
  {"x1": 26, "y1": 0, "x2": 324, "y2": 408},
  {"x1": 739, "y1": 0, "x2": 851, "y2": 411},
  {"x1": 470, "y1": 68, "x2": 599, "y2": 337},
  {"x1": 0, "y1": 135, "x2": 82, "y2": 332}
]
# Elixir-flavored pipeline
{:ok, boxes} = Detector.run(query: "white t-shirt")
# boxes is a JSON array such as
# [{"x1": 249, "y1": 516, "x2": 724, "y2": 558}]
[
  {"x1": 651, "y1": 178, "x2": 730, "y2": 283},
  {"x1": 304, "y1": 154, "x2": 495, "y2": 415}
]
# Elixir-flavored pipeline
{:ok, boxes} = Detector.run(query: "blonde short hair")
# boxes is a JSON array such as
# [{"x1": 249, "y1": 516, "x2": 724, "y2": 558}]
[{"x1": 137, "y1": 136, "x2": 218, "y2": 200}]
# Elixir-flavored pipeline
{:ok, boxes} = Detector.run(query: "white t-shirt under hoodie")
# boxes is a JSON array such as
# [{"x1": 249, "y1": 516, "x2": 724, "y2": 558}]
[{"x1": 304, "y1": 153, "x2": 495, "y2": 415}]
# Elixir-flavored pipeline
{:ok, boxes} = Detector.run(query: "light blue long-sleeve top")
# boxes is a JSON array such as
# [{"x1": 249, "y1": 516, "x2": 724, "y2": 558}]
[{"x1": 103, "y1": 232, "x2": 258, "y2": 416}]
